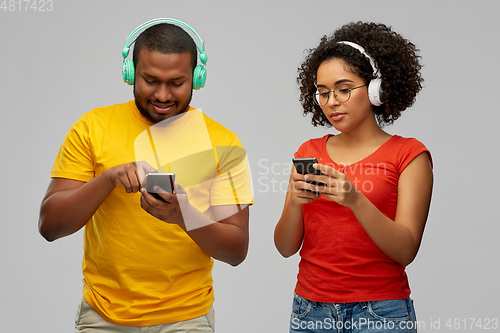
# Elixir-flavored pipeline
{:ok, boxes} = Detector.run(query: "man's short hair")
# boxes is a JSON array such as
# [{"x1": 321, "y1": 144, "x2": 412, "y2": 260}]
[{"x1": 132, "y1": 23, "x2": 198, "y2": 72}]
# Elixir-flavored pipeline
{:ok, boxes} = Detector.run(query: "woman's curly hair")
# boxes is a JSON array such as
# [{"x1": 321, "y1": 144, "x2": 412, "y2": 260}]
[{"x1": 297, "y1": 21, "x2": 423, "y2": 127}]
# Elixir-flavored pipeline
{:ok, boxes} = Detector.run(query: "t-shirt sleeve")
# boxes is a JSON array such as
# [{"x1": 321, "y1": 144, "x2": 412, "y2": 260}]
[
  {"x1": 294, "y1": 138, "x2": 319, "y2": 159},
  {"x1": 397, "y1": 138, "x2": 433, "y2": 173},
  {"x1": 294, "y1": 140, "x2": 311, "y2": 159},
  {"x1": 210, "y1": 135, "x2": 253, "y2": 207},
  {"x1": 50, "y1": 113, "x2": 95, "y2": 182},
  {"x1": 293, "y1": 136, "x2": 329, "y2": 164}
]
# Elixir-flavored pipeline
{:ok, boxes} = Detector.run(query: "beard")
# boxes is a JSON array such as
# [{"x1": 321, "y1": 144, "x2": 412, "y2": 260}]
[{"x1": 133, "y1": 86, "x2": 193, "y2": 124}]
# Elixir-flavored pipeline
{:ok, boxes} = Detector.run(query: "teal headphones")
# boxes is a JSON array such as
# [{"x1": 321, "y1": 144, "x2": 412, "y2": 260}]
[{"x1": 122, "y1": 18, "x2": 208, "y2": 89}]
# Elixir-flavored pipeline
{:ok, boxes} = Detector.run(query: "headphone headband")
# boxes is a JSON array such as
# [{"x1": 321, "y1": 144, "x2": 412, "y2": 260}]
[
  {"x1": 337, "y1": 41, "x2": 380, "y2": 78},
  {"x1": 121, "y1": 18, "x2": 207, "y2": 89},
  {"x1": 337, "y1": 41, "x2": 383, "y2": 106},
  {"x1": 122, "y1": 18, "x2": 207, "y2": 63}
]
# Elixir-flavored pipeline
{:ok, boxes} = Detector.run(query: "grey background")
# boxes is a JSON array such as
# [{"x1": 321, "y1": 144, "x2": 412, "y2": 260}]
[{"x1": 1, "y1": 0, "x2": 499, "y2": 332}]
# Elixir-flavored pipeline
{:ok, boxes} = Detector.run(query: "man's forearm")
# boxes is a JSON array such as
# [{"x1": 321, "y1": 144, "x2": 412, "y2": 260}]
[
  {"x1": 38, "y1": 172, "x2": 115, "y2": 241},
  {"x1": 181, "y1": 203, "x2": 250, "y2": 266}
]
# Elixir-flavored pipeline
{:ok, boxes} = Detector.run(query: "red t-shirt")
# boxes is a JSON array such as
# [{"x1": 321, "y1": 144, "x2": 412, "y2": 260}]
[{"x1": 294, "y1": 134, "x2": 432, "y2": 303}]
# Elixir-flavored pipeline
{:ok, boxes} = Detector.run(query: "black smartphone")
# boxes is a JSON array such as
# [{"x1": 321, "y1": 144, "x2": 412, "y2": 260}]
[
  {"x1": 292, "y1": 157, "x2": 322, "y2": 176},
  {"x1": 292, "y1": 157, "x2": 324, "y2": 190},
  {"x1": 145, "y1": 173, "x2": 175, "y2": 200}
]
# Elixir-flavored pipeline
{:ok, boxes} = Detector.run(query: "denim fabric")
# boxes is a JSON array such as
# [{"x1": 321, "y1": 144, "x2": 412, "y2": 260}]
[{"x1": 290, "y1": 293, "x2": 417, "y2": 333}]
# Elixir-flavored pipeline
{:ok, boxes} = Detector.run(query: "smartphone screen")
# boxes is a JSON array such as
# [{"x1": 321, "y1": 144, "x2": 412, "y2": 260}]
[
  {"x1": 145, "y1": 173, "x2": 175, "y2": 200},
  {"x1": 292, "y1": 157, "x2": 324, "y2": 191},
  {"x1": 292, "y1": 157, "x2": 322, "y2": 175}
]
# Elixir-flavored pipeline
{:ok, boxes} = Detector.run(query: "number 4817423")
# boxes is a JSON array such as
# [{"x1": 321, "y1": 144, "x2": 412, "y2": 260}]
[{"x1": 1, "y1": 0, "x2": 54, "y2": 11}]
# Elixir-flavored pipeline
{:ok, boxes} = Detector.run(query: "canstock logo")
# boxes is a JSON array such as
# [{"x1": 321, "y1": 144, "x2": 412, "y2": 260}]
[{"x1": 134, "y1": 109, "x2": 253, "y2": 231}]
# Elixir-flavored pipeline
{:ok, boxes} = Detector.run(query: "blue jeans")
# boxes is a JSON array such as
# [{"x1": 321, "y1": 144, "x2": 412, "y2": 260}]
[{"x1": 290, "y1": 293, "x2": 417, "y2": 333}]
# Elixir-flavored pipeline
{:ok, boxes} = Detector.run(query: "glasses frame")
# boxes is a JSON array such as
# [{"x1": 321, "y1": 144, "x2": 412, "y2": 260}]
[{"x1": 314, "y1": 84, "x2": 367, "y2": 106}]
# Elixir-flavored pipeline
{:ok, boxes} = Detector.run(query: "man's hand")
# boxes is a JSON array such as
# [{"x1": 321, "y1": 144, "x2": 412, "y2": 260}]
[
  {"x1": 140, "y1": 182, "x2": 250, "y2": 266},
  {"x1": 140, "y1": 182, "x2": 187, "y2": 228},
  {"x1": 106, "y1": 161, "x2": 158, "y2": 193},
  {"x1": 39, "y1": 161, "x2": 158, "y2": 242}
]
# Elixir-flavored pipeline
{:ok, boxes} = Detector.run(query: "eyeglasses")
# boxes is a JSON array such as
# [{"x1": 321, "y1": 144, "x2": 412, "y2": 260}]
[{"x1": 313, "y1": 84, "x2": 367, "y2": 106}]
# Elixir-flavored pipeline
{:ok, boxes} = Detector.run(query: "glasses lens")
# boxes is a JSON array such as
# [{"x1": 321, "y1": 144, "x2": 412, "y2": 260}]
[
  {"x1": 334, "y1": 85, "x2": 351, "y2": 103},
  {"x1": 314, "y1": 90, "x2": 329, "y2": 106}
]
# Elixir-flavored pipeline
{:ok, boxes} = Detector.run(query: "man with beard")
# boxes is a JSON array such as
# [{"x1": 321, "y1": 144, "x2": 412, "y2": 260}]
[{"x1": 38, "y1": 19, "x2": 252, "y2": 332}]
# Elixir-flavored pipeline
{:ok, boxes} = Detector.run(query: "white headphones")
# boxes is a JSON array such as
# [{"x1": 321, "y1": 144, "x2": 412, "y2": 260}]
[{"x1": 337, "y1": 41, "x2": 383, "y2": 106}]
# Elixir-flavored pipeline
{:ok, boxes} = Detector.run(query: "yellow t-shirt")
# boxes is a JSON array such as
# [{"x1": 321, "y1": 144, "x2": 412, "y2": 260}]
[{"x1": 51, "y1": 100, "x2": 253, "y2": 326}]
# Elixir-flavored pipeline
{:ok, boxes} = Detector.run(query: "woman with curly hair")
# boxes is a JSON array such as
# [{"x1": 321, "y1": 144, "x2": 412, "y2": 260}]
[{"x1": 274, "y1": 22, "x2": 433, "y2": 332}]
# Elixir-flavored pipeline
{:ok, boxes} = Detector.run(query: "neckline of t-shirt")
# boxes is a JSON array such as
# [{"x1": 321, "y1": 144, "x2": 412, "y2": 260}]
[{"x1": 322, "y1": 134, "x2": 399, "y2": 168}]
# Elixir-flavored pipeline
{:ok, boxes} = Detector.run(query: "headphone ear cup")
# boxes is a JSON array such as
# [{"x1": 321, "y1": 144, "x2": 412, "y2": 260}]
[
  {"x1": 192, "y1": 65, "x2": 206, "y2": 90},
  {"x1": 122, "y1": 60, "x2": 135, "y2": 85},
  {"x1": 368, "y1": 78, "x2": 383, "y2": 106}
]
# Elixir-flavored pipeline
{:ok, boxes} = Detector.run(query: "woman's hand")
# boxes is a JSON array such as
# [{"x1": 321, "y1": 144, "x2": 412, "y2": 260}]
[
  {"x1": 288, "y1": 166, "x2": 321, "y2": 206},
  {"x1": 305, "y1": 163, "x2": 362, "y2": 208}
]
